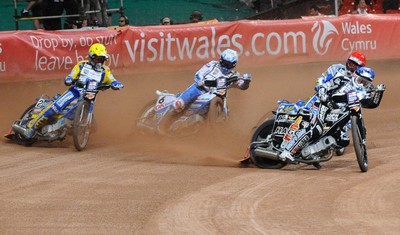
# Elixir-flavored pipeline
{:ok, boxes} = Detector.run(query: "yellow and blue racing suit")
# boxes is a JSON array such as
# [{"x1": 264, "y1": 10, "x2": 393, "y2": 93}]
[{"x1": 24, "y1": 61, "x2": 121, "y2": 137}]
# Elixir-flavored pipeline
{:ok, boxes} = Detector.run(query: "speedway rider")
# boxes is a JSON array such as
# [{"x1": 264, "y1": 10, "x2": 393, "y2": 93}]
[
  {"x1": 314, "y1": 51, "x2": 386, "y2": 146},
  {"x1": 315, "y1": 51, "x2": 385, "y2": 103},
  {"x1": 279, "y1": 66, "x2": 385, "y2": 162},
  {"x1": 13, "y1": 43, "x2": 124, "y2": 139},
  {"x1": 173, "y1": 48, "x2": 252, "y2": 111}
]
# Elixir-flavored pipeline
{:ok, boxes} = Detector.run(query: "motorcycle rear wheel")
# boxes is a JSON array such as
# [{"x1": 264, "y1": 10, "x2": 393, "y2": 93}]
[
  {"x1": 351, "y1": 115, "x2": 368, "y2": 172},
  {"x1": 72, "y1": 100, "x2": 91, "y2": 151},
  {"x1": 14, "y1": 103, "x2": 37, "y2": 146},
  {"x1": 250, "y1": 119, "x2": 287, "y2": 169},
  {"x1": 135, "y1": 99, "x2": 157, "y2": 135}
]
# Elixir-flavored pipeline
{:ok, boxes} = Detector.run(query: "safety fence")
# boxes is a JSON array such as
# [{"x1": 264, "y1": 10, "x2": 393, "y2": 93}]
[{"x1": 0, "y1": 14, "x2": 399, "y2": 82}]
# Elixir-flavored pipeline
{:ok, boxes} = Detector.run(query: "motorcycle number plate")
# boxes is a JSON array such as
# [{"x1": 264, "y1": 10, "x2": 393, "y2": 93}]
[
  {"x1": 217, "y1": 78, "x2": 226, "y2": 88},
  {"x1": 36, "y1": 98, "x2": 47, "y2": 108},
  {"x1": 347, "y1": 91, "x2": 358, "y2": 104},
  {"x1": 155, "y1": 103, "x2": 165, "y2": 111},
  {"x1": 88, "y1": 81, "x2": 97, "y2": 90}
]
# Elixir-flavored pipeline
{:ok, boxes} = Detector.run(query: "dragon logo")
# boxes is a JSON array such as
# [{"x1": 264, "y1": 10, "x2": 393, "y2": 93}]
[{"x1": 312, "y1": 20, "x2": 339, "y2": 55}]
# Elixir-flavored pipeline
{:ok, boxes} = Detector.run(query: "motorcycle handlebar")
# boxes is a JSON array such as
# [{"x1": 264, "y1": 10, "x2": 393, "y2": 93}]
[
  {"x1": 96, "y1": 84, "x2": 111, "y2": 91},
  {"x1": 203, "y1": 76, "x2": 242, "y2": 89},
  {"x1": 75, "y1": 79, "x2": 111, "y2": 91}
]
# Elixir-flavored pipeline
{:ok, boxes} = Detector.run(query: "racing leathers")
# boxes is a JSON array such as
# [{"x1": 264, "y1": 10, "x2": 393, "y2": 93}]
[
  {"x1": 15, "y1": 60, "x2": 123, "y2": 138},
  {"x1": 315, "y1": 63, "x2": 385, "y2": 109},
  {"x1": 280, "y1": 70, "x2": 384, "y2": 161},
  {"x1": 314, "y1": 63, "x2": 385, "y2": 143},
  {"x1": 174, "y1": 60, "x2": 251, "y2": 111}
]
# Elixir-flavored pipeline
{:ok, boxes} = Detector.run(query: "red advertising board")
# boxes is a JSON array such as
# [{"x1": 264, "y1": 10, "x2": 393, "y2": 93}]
[{"x1": 0, "y1": 14, "x2": 399, "y2": 82}]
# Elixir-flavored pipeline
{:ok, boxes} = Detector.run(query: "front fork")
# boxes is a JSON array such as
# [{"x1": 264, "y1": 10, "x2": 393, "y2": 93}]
[
  {"x1": 86, "y1": 102, "x2": 95, "y2": 127},
  {"x1": 223, "y1": 98, "x2": 229, "y2": 118}
]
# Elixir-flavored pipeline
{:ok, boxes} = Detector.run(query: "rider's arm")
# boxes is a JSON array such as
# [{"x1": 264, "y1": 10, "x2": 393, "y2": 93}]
[
  {"x1": 102, "y1": 65, "x2": 124, "y2": 90},
  {"x1": 361, "y1": 84, "x2": 385, "y2": 109},
  {"x1": 64, "y1": 61, "x2": 84, "y2": 86},
  {"x1": 101, "y1": 65, "x2": 116, "y2": 84},
  {"x1": 194, "y1": 61, "x2": 218, "y2": 88},
  {"x1": 233, "y1": 73, "x2": 251, "y2": 90},
  {"x1": 314, "y1": 64, "x2": 345, "y2": 91}
]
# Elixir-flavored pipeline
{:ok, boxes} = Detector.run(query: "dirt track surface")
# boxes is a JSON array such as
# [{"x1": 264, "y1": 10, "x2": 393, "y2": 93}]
[{"x1": 1, "y1": 61, "x2": 399, "y2": 234}]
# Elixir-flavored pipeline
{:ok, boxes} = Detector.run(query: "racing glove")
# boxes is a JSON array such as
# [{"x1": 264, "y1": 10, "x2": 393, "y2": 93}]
[
  {"x1": 237, "y1": 74, "x2": 252, "y2": 90},
  {"x1": 64, "y1": 77, "x2": 73, "y2": 86},
  {"x1": 111, "y1": 80, "x2": 124, "y2": 90},
  {"x1": 375, "y1": 84, "x2": 386, "y2": 91},
  {"x1": 242, "y1": 73, "x2": 252, "y2": 81}
]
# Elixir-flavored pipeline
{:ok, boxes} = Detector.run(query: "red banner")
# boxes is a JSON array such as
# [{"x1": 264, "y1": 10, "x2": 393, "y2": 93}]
[{"x1": 0, "y1": 14, "x2": 399, "y2": 82}]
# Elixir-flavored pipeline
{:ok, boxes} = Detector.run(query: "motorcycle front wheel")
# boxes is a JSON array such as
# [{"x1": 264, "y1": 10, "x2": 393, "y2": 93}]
[
  {"x1": 351, "y1": 115, "x2": 368, "y2": 172},
  {"x1": 72, "y1": 100, "x2": 92, "y2": 151},
  {"x1": 207, "y1": 97, "x2": 225, "y2": 125},
  {"x1": 250, "y1": 119, "x2": 287, "y2": 169}
]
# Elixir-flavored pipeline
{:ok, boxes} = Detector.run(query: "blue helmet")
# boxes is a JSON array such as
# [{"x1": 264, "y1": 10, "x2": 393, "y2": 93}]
[
  {"x1": 353, "y1": 67, "x2": 375, "y2": 89},
  {"x1": 219, "y1": 49, "x2": 238, "y2": 74}
]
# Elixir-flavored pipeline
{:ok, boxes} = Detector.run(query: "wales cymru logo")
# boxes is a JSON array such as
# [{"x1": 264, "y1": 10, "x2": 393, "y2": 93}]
[{"x1": 312, "y1": 20, "x2": 339, "y2": 55}]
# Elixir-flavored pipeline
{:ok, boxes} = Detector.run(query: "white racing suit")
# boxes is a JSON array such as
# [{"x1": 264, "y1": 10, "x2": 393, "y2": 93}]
[{"x1": 175, "y1": 60, "x2": 250, "y2": 110}]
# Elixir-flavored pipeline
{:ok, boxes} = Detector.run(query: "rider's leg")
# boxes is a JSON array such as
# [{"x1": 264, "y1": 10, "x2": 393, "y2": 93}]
[
  {"x1": 279, "y1": 102, "x2": 325, "y2": 161},
  {"x1": 173, "y1": 83, "x2": 203, "y2": 111}
]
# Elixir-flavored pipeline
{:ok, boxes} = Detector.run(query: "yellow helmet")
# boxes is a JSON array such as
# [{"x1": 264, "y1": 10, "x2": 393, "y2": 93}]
[
  {"x1": 88, "y1": 43, "x2": 108, "y2": 67},
  {"x1": 89, "y1": 43, "x2": 108, "y2": 58}
]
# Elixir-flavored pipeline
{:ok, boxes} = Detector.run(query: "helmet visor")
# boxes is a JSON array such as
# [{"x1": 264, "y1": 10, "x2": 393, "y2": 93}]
[
  {"x1": 355, "y1": 75, "x2": 371, "y2": 88},
  {"x1": 93, "y1": 55, "x2": 106, "y2": 63},
  {"x1": 347, "y1": 60, "x2": 360, "y2": 72},
  {"x1": 220, "y1": 60, "x2": 236, "y2": 69}
]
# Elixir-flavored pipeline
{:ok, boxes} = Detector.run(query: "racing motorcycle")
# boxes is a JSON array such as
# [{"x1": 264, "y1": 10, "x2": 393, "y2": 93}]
[
  {"x1": 136, "y1": 76, "x2": 242, "y2": 136},
  {"x1": 250, "y1": 93, "x2": 348, "y2": 157},
  {"x1": 5, "y1": 79, "x2": 111, "y2": 151},
  {"x1": 242, "y1": 90, "x2": 369, "y2": 172}
]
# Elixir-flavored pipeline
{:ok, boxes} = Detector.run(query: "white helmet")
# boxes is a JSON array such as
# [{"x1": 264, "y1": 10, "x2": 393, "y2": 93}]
[{"x1": 220, "y1": 49, "x2": 238, "y2": 74}]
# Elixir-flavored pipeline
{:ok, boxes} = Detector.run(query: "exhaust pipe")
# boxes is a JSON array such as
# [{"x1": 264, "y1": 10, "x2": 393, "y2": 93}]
[
  {"x1": 12, "y1": 124, "x2": 27, "y2": 135},
  {"x1": 253, "y1": 148, "x2": 280, "y2": 161}
]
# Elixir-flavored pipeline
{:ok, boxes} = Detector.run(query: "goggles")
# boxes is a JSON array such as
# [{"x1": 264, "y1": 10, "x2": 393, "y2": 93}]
[
  {"x1": 347, "y1": 60, "x2": 361, "y2": 72},
  {"x1": 354, "y1": 75, "x2": 371, "y2": 88},
  {"x1": 220, "y1": 60, "x2": 236, "y2": 69},
  {"x1": 92, "y1": 56, "x2": 106, "y2": 63}
]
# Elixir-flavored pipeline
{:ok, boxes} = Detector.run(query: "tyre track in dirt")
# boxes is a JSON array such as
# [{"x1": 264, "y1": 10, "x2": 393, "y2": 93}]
[
  {"x1": 142, "y1": 143, "x2": 400, "y2": 235},
  {"x1": 1, "y1": 61, "x2": 399, "y2": 234}
]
